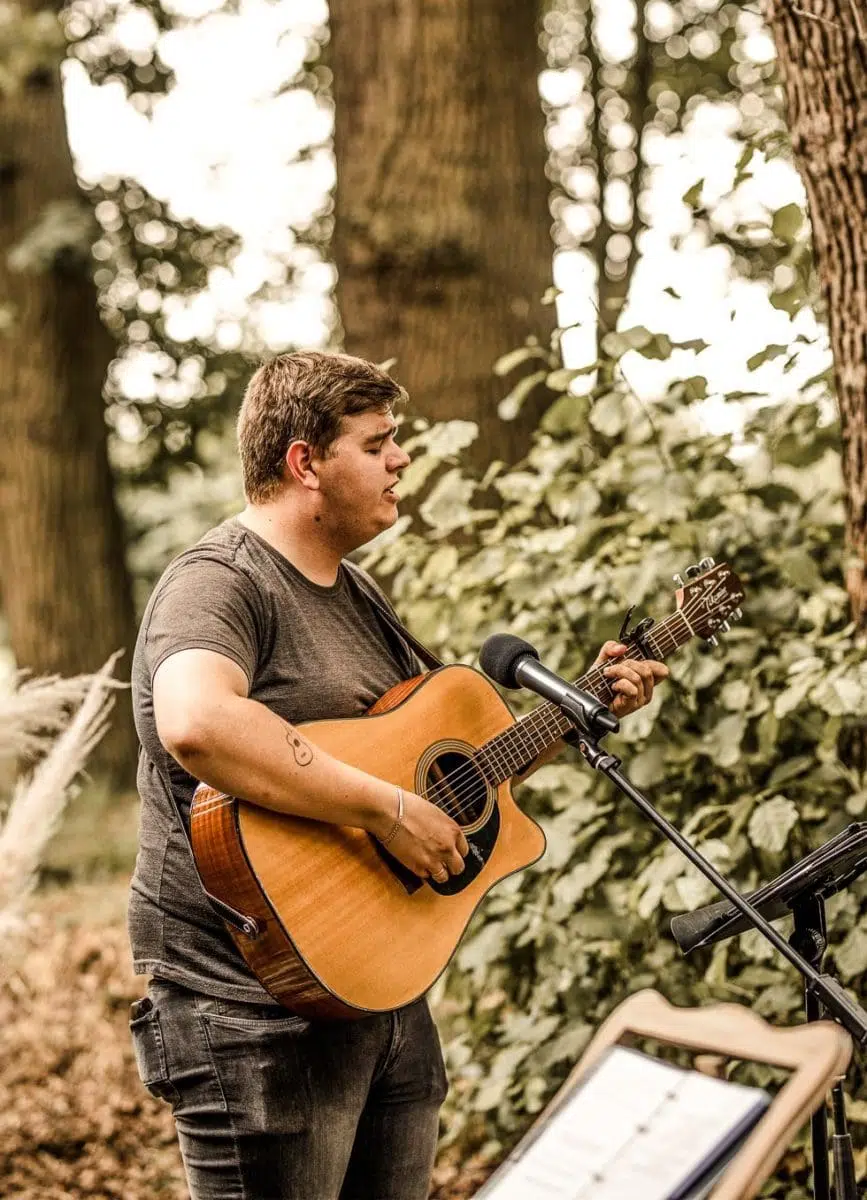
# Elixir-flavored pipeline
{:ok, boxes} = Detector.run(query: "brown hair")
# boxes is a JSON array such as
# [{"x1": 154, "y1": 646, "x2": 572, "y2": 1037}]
[{"x1": 237, "y1": 351, "x2": 407, "y2": 503}]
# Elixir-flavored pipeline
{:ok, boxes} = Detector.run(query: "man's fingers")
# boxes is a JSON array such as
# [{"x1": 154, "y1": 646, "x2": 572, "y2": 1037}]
[
  {"x1": 445, "y1": 847, "x2": 465, "y2": 875},
  {"x1": 593, "y1": 640, "x2": 628, "y2": 667},
  {"x1": 456, "y1": 830, "x2": 470, "y2": 857}
]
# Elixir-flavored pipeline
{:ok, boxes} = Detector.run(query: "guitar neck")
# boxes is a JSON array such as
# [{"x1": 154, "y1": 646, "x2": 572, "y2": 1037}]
[{"x1": 476, "y1": 610, "x2": 694, "y2": 786}]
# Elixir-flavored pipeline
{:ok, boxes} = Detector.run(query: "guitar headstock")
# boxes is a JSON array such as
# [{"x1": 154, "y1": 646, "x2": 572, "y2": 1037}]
[{"x1": 673, "y1": 557, "x2": 745, "y2": 646}]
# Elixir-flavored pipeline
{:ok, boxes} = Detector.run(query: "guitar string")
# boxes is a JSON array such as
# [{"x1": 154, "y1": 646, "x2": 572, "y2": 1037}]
[
  {"x1": 411, "y1": 598, "x2": 715, "y2": 822},
  {"x1": 415, "y1": 610, "x2": 695, "y2": 817},
  {"x1": 416, "y1": 612, "x2": 692, "y2": 820},
  {"x1": 415, "y1": 587, "x2": 738, "y2": 822}
]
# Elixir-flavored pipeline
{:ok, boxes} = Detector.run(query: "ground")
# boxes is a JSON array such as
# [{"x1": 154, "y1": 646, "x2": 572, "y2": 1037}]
[{"x1": 0, "y1": 873, "x2": 488, "y2": 1199}]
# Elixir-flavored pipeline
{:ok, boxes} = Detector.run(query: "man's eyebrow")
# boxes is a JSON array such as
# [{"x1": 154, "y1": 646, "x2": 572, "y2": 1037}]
[{"x1": 363, "y1": 424, "x2": 399, "y2": 445}]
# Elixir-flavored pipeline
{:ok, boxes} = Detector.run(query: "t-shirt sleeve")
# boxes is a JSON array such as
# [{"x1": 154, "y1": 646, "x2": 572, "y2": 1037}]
[{"x1": 143, "y1": 553, "x2": 264, "y2": 687}]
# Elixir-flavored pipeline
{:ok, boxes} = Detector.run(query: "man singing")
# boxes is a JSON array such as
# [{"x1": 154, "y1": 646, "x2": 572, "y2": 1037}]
[{"x1": 127, "y1": 350, "x2": 668, "y2": 1199}]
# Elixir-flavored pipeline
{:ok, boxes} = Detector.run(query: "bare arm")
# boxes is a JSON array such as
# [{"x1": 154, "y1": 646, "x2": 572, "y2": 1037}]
[{"x1": 153, "y1": 648, "x2": 468, "y2": 878}]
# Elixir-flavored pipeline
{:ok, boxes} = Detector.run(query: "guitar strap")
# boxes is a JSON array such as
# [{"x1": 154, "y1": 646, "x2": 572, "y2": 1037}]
[{"x1": 344, "y1": 560, "x2": 444, "y2": 673}]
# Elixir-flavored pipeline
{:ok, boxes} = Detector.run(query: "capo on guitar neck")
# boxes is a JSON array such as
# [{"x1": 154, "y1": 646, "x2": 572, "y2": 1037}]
[{"x1": 618, "y1": 605, "x2": 656, "y2": 659}]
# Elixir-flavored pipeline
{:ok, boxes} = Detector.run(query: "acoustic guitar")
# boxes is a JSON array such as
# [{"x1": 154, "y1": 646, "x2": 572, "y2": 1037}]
[{"x1": 190, "y1": 558, "x2": 744, "y2": 1019}]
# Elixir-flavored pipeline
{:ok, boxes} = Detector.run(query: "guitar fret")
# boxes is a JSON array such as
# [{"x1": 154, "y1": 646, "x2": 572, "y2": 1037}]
[{"x1": 468, "y1": 590, "x2": 733, "y2": 789}]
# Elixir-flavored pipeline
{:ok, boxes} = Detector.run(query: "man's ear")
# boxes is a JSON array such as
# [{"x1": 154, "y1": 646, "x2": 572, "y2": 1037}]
[{"x1": 285, "y1": 440, "x2": 321, "y2": 490}]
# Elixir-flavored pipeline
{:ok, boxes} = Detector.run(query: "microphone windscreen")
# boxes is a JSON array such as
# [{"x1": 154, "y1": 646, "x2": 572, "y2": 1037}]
[
  {"x1": 479, "y1": 634, "x2": 539, "y2": 689},
  {"x1": 670, "y1": 899, "x2": 735, "y2": 953}
]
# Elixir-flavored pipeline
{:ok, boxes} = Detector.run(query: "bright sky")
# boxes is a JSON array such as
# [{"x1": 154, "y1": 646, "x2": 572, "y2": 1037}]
[{"x1": 62, "y1": 0, "x2": 830, "y2": 438}]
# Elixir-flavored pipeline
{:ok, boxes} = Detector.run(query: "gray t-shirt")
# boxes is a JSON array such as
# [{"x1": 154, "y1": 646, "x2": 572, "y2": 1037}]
[{"x1": 128, "y1": 517, "x2": 419, "y2": 1002}]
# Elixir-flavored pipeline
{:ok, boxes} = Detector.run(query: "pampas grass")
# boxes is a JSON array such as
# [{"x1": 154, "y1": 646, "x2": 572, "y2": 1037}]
[
  {"x1": 0, "y1": 668, "x2": 114, "y2": 770},
  {"x1": 0, "y1": 654, "x2": 122, "y2": 945}
]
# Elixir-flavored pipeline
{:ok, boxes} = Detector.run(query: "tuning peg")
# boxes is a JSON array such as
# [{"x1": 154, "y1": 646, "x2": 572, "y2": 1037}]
[
  {"x1": 718, "y1": 621, "x2": 731, "y2": 633},
  {"x1": 733, "y1": 608, "x2": 743, "y2": 620},
  {"x1": 707, "y1": 635, "x2": 719, "y2": 647},
  {"x1": 673, "y1": 573, "x2": 685, "y2": 587},
  {"x1": 699, "y1": 556, "x2": 716, "y2": 570},
  {"x1": 684, "y1": 564, "x2": 702, "y2": 579}
]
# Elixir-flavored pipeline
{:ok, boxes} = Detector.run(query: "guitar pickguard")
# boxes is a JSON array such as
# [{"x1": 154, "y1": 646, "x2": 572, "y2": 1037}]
[{"x1": 371, "y1": 739, "x2": 502, "y2": 896}]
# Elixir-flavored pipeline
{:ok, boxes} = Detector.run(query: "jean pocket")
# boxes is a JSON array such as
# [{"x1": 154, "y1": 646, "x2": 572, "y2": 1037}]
[
  {"x1": 196, "y1": 994, "x2": 311, "y2": 1035},
  {"x1": 129, "y1": 997, "x2": 180, "y2": 1104}
]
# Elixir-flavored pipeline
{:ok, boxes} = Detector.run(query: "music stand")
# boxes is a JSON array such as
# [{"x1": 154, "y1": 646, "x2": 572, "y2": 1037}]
[{"x1": 671, "y1": 823, "x2": 867, "y2": 1200}]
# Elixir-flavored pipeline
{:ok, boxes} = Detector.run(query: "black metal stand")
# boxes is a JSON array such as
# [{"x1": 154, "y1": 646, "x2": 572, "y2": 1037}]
[
  {"x1": 788, "y1": 893, "x2": 857, "y2": 1200},
  {"x1": 562, "y1": 706, "x2": 866, "y2": 1200}
]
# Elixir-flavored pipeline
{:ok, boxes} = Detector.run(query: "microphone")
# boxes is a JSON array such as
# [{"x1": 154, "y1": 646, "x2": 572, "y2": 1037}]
[{"x1": 479, "y1": 634, "x2": 619, "y2": 737}]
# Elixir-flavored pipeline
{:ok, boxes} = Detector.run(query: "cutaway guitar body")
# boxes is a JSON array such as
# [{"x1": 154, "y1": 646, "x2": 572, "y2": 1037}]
[
  {"x1": 191, "y1": 665, "x2": 546, "y2": 1019},
  {"x1": 190, "y1": 559, "x2": 745, "y2": 1019}
]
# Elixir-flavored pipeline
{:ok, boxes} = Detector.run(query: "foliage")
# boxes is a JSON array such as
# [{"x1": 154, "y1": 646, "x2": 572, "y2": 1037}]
[
  {"x1": 363, "y1": 343, "x2": 867, "y2": 1186},
  {"x1": 58, "y1": 0, "x2": 334, "y2": 494},
  {"x1": 542, "y1": 0, "x2": 788, "y2": 343},
  {"x1": 0, "y1": 659, "x2": 119, "y2": 948}
]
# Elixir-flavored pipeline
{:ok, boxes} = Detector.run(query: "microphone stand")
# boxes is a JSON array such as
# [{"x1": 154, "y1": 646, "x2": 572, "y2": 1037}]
[{"x1": 560, "y1": 695, "x2": 867, "y2": 1200}]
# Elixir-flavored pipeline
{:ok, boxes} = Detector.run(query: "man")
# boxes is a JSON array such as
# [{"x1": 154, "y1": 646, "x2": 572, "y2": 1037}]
[{"x1": 128, "y1": 350, "x2": 668, "y2": 1200}]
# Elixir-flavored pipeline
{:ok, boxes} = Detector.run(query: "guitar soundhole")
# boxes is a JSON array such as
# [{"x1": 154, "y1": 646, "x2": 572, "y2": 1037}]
[{"x1": 424, "y1": 751, "x2": 489, "y2": 829}]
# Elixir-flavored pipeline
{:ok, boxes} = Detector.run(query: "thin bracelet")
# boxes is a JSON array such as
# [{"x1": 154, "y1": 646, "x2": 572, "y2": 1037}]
[{"x1": 380, "y1": 786, "x2": 404, "y2": 847}]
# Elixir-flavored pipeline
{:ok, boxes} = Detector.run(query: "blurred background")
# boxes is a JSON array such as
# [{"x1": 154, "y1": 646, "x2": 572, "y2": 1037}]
[{"x1": 0, "y1": 0, "x2": 865, "y2": 1196}]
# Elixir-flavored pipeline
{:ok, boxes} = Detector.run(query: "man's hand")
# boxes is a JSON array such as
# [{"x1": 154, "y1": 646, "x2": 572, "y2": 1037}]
[
  {"x1": 372, "y1": 790, "x2": 469, "y2": 883},
  {"x1": 593, "y1": 641, "x2": 669, "y2": 717}
]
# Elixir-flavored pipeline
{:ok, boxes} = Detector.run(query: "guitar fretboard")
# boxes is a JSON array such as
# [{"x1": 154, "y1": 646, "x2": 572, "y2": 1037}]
[{"x1": 470, "y1": 610, "x2": 694, "y2": 789}]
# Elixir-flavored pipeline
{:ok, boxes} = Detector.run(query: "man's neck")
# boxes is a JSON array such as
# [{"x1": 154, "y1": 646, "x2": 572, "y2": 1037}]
[{"x1": 237, "y1": 504, "x2": 344, "y2": 587}]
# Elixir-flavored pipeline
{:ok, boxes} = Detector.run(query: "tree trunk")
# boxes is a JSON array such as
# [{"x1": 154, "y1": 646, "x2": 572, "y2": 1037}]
[
  {"x1": 0, "y1": 11, "x2": 138, "y2": 782},
  {"x1": 329, "y1": 0, "x2": 555, "y2": 468},
  {"x1": 766, "y1": 0, "x2": 867, "y2": 626},
  {"x1": 587, "y1": 0, "x2": 651, "y2": 384}
]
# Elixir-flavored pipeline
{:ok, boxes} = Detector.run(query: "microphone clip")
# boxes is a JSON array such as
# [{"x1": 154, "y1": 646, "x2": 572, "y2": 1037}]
[{"x1": 560, "y1": 688, "x2": 619, "y2": 742}]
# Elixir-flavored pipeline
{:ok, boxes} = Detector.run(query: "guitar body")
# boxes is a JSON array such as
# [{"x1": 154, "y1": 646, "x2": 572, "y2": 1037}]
[{"x1": 191, "y1": 664, "x2": 546, "y2": 1020}]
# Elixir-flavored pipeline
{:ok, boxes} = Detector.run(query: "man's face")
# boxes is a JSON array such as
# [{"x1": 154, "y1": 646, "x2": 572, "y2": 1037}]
[{"x1": 313, "y1": 410, "x2": 411, "y2": 548}]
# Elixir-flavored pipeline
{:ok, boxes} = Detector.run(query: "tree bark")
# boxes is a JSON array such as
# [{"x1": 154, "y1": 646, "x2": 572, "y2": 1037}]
[
  {"x1": 0, "y1": 11, "x2": 138, "y2": 781},
  {"x1": 590, "y1": 0, "x2": 651, "y2": 351},
  {"x1": 766, "y1": 0, "x2": 867, "y2": 626},
  {"x1": 329, "y1": 0, "x2": 555, "y2": 468}
]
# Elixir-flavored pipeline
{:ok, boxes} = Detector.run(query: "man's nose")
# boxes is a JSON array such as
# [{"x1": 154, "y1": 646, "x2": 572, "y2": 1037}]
[{"x1": 390, "y1": 446, "x2": 411, "y2": 471}]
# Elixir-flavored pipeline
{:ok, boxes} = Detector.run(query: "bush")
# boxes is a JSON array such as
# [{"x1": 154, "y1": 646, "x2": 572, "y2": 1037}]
[{"x1": 363, "y1": 347, "x2": 867, "y2": 1187}]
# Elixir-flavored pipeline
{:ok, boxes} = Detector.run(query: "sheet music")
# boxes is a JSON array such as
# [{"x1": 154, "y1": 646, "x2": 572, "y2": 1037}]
[{"x1": 477, "y1": 1047, "x2": 769, "y2": 1200}]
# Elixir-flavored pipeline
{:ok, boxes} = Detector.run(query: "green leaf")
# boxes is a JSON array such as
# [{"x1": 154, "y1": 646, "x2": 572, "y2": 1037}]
[
  {"x1": 704, "y1": 713, "x2": 746, "y2": 768},
  {"x1": 748, "y1": 796, "x2": 798, "y2": 854},
  {"x1": 418, "y1": 468, "x2": 477, "y2": 532},
  {"x1": 546, "y1": 364, "x2": 597, "y2": 391},
  {"x1": 682, "y1": 180, "x2": 704, "y2": 207},
  {"x1": 834, "y1": 925, "x2": 867, "y2": 982},
  {"x1": 771, "y1": 202, "x2": 804, "y2": 242},
  {"x1": 493, "y1": 344, "x2": 547, "y2": 376},
  {"x1": 637, "y1": 333, "x2": 673, "y2": 360},
  {"x1": 663, "y1": 286, "x2": 681, "y2": 300},
  {"x1": 498, "y1": 370, "x2": 547, "y2": 421},
  {"x1": 600, "y1": 325, "x2": 652, "y2": 359},
  {"x1": 681, "y1": 376, "x2": 708, "y2": 401},
  {"x1": 588, "y1": 391, "x2": 624, "y2": 437},
  {"x1": 746, "y1": 345, "x2": 788, "y2": 371}
]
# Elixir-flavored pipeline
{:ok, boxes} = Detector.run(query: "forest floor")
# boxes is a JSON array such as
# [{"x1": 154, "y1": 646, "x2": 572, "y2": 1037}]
[{"x1": 0, "y1": 791, "x2": 489, "y2": 1200}]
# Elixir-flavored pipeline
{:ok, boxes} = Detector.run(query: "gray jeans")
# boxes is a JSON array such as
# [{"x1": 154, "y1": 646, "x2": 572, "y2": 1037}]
[{"x1": 130, "y1": 978, "x2": 449, "y2": 1200}]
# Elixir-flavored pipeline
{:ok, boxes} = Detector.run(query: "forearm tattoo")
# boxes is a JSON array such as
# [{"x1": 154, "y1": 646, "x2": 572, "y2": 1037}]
[{"x1": 286, "y1": 727, "x2": 314, "y2": 767}]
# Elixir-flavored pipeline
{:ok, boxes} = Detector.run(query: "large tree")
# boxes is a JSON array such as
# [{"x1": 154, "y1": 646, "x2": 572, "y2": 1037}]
[
  {"x1": 328, "y1": 0, "x2": 555, "y2": 466},
  {"x1": 0, "y1": 3, "x2": 137, "y2": 779},
  {"x1": 767, "y1": 0, "x2": 867, "y2": 625}
]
